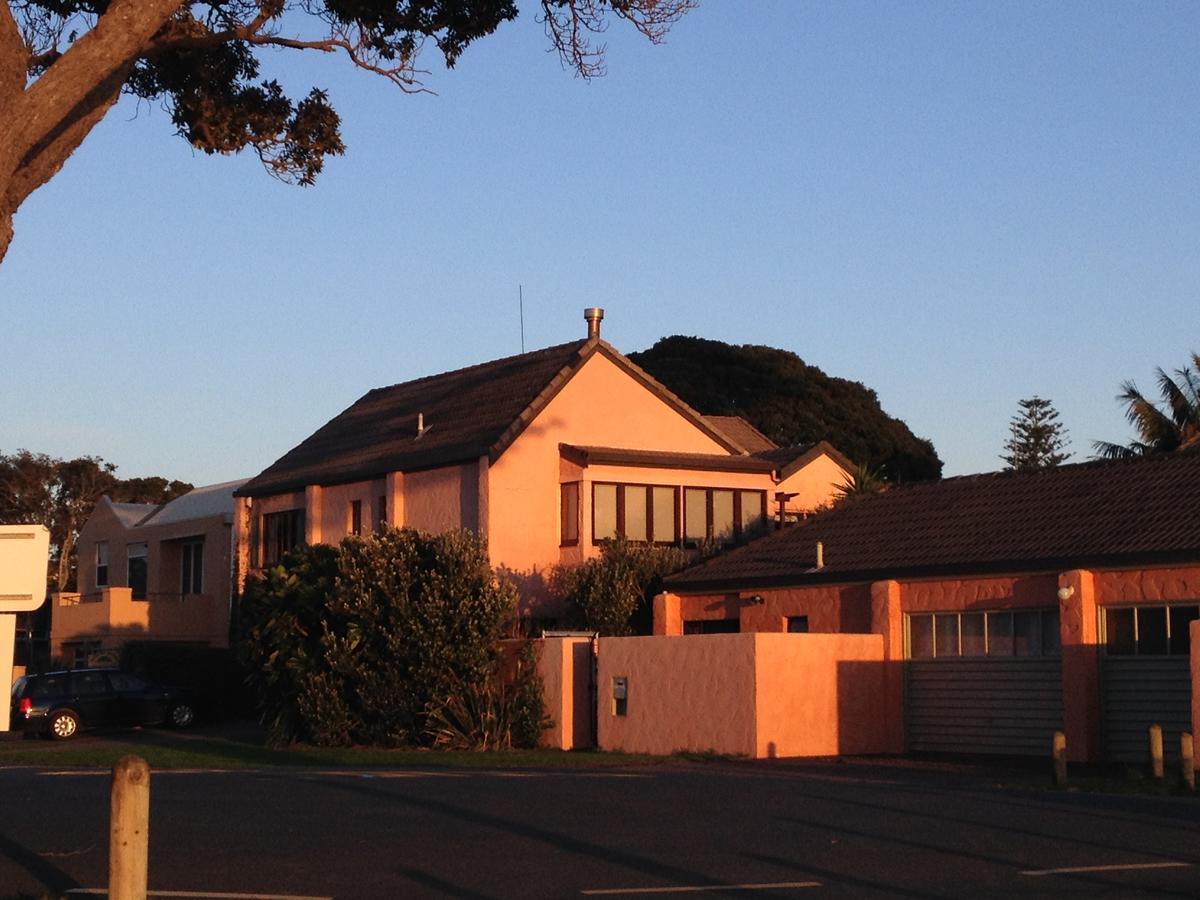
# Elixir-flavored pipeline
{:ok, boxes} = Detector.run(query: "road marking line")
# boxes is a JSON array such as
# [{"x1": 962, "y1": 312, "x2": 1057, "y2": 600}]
[
  {"x1": 66, "y1": 889, "x2": 332, "y2": 899},
  {"x1": 1021, "y1": 862, "x2": 1193, "y2": 876},
  {"x1": 581, "y1": 881, "x2": 821, "y2": 895}
]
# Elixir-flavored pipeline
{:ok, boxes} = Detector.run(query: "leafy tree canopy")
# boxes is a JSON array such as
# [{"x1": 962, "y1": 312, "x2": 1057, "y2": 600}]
[
  {"x1": 1094, "y1": 352, "x2": 1200, "y2": 460},
  {"x1": 0, "y1": 0, "x2": 695, "y2": 262},
  {"x1": 1001, "y1": 395, "x2": 1070, "y2": 471},
  {"x1": 0, "y1": 449, "x2": 192, "y2": 590},
  {"x1": 629, "y1": 336, "x2": 943, "y2": 482}
]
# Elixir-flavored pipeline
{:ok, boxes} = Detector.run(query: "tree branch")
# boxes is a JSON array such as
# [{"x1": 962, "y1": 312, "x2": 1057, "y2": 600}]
[{"x1": 0, "y1": 3, "x2": 28, "y2": 121}]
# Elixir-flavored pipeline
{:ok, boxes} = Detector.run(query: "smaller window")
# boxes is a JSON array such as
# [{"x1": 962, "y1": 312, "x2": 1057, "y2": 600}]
[
  {"x1": 71, "y1": 670, "x2": 109, "y2": 695},
  {"x1": 127, "y1": 542, "x2": 148, "y2": 600},
  {"x1": 375, "y1": 495, "x2": 387, "y2": 532},
  {"x1": 561, "y1": 483, "x2": 580, "y2": 546},
  {"x1": 1169, "y1": 606, "x2": 1200, "y2": 655},
  {"x1": 908, "y1": 614, "x2": 934, "y2": 659},
  {"x1": 786, "y1": 616, "x2": 809, "y2": 634},
  {"x1": 95, "y1": 542, "x2": 109, "y2": 588},
  {"x1": 960, "y1": 613, "x2": 986, "y2": 656},
  {"x1": 1104, "y1": 608, "x2": 1136, "y2": 655},
  {"x1": 683, "y1": 619, "x2": 739, "y2": 635},
  {"x1": 934, "y1": 614, "x2": 959, "y2": 657},
  {"x1": 181, "y1": 540, "x2": 204, "y2": 595},
  {"x1": 350, "y1": 500, "x2": 362, "y2": 536}
]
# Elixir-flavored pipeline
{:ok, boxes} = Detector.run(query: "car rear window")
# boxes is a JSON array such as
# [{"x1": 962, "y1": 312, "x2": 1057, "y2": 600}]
[
  {"x1": 10, "y1": 677, "x2": 26, "y2": 700},
  {"x1": 70, "y1": 671, "x2": 110, "y2": 696},
  {"x1": 29, "y1": 675, "x2": 69, "y2": 700}
]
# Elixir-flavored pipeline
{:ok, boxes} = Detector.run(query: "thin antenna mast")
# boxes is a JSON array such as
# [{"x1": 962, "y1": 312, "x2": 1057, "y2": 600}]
[{"x1": 519, "y1": 284, "x2": 526, "y2": 353}]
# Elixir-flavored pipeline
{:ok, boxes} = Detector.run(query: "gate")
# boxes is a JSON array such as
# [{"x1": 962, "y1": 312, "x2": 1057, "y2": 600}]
[{"x1": 906, "y1": 658, "x2": 1064, "y2": 756}]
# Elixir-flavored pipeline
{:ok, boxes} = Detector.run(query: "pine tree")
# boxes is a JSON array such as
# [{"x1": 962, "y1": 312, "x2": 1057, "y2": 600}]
[{"x1": 1002, "y1": 397, "x2": 1071, "y2": 471}]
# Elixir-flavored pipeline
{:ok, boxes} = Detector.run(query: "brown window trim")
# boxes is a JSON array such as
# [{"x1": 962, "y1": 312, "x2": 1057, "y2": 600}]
[
  {"x1": 683, "y1": 487, "x2": 768, "y2": 547},
  {"x1": 560, "y1": 482, "x2": 580, "y2": 547},
  {"x1": 591, "y1": 482, "x2": 681, "y2": 547}
]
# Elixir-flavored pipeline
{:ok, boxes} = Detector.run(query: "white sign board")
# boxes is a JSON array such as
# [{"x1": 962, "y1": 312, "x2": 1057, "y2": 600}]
[{"x1": 0, "y1": 524, "x2": 51, "y2": 611}]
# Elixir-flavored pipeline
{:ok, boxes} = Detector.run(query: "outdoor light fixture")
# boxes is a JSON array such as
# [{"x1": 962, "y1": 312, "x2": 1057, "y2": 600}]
[{"x1": 1057, "y1": 586, "x2": 1075, "y2": 601}]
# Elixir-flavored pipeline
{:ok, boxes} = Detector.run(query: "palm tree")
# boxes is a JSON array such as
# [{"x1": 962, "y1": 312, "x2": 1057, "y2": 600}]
[
  {"x1": 833, "y1": 463, "x2": 887, "y2": 503},
  {"x1": 1094, "y1": 352, "x2": 1200, "y2": 459}
]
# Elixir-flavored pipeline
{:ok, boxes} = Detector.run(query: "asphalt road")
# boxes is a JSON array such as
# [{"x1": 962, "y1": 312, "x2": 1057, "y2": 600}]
[{"x1": 1, "y1": 759, "x2": 1198, "y2": 899}]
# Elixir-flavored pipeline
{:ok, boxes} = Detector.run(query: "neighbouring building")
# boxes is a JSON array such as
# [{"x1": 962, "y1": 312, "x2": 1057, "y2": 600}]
[
  {"x1": 233, "y1": 309, "x2": 856, "y2": 622},
  {"x1": 643, "y1": 449, "x2": 1200, "y2": 762},
  {"x1": 54, "y1": 479, "x2": 246, "y2": 665}
]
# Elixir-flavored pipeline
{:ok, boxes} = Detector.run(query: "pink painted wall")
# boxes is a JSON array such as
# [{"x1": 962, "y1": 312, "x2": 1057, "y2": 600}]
[
  {"x1": 596, "y1": 633, "x2": 890, "y2": 758},
  {"x1": 754, "y1": 633, "x2": 888, "y2": 757},
  {"x1": 536, "y1": 636, "x2": 594, "y2": 750},
  {"x1": 776, "y1": 452, "x2": 852, "y2": 514},
  {"x1": 52, "y1": 587, "x2": 228, "y2": 656},
  {"x1": 405, "y1": 462, "x2": 479, "y2": 533},
  {"x1": 901, "y1": 574, "x2": 1058, "y2": 613},
  {"x1": 487, "y1": 352, "x2": 733, "y2": 574},
  {"x1": 671, "y1": 583, "x2": 872, "y2": 635},
  {"x1": 1093, "y1": 565, "x2": 1200, "y2": 604},
  {"x1": 598, "y1": 634, "x2": 759, "y2": 756}
]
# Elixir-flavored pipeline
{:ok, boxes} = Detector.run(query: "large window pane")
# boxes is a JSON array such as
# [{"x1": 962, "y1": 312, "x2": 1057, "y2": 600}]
[
  {"x1": 684, "y1": 489, "x2": 707, "y2": 542},
  {"x1": 960, "y1": 613, "x2": 986, "y2": 656},
  {"x1": 1040, "y1": 609, "x2": 1061, "y2": 656},
  {"x1": 593, "y1": 484, "x2": 617, "y2": 542},
  {"x1": 712, "y1": 490, "x2": 735, "y2": 542},
  {"x1": 1105, "y1": 608, "x2": 1135, "y2": 655},
  {"x1": 739, "y1": 491, "x2": 765, "y2": 535},
  {"x1": 1137, "y1": 607, "x2": 1168, "y2": 655},
  {"x1": 987, "y1": 612, "x2": 1013, "y2": 656},
  {"x1": 1013, "y1": 611, "x2": 1042, "y2": 656},
  {"x1": 561, "y1": 483, "x2": 579, "y2": 545},
  {"x1": 934, "y1": 614, "x2": 959, "y2": 657},
  {"x1": 1169, "y1": 605, "x2": 1199, "y2": 656},
  {"x1": 623, "y1": 486, "x2": 648, "y2": 542},
  {"x1": 127, "y1": 543, "x2": 148, "y2": 600},
  {"x1": 908, "y1": 615, "x2": 933, "y2": 659},
  {"x1": 652, "y1": 487, "x2": 676, "y2": 543}
]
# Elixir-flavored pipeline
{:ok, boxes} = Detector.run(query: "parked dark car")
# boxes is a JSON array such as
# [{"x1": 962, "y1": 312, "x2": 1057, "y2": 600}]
[{"x1": 10, "y1": 668, "x2": 197, "y2": 740}]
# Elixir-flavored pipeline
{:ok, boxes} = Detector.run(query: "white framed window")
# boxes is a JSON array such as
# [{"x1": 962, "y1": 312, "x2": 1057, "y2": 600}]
[
  {"x1": 181, "y1": 540, "x2": 204, "y2": 594},
  {"x1": 906, "y1": 608, "x2": 1061, "y2": 659},
  {"x1": 95, "y1": 542, "x2": 109, "y2": 587}
]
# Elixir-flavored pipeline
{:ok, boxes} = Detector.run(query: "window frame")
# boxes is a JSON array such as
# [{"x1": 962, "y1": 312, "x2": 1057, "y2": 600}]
[
  {"x1": 261, "y1": 509, "x2": 306, "y2": 567},
  {"x1": 560, "y1": 482, "x2": 580, "y2": 547},
  {"x1": 180, "y1": 539, "x2": 204, "y2": 595},
  {"x1": 126, "y1": 542, "x2": 148, "y2": 601},
  {"x1": 682, "y1": 487, "x2": 767, "y2": 547},
  {"x1": 1100, "y1": 602, "x2": 1200, "y2": 657},
  {"x1": 905, "y1": 607, "x2": 1061, "y2": 659},
  {"x1": 590, "y1": 482, "x2": 680, "y2": 547},
  {"x1": 95, "y1": 542, "x2": 109, "y2": 588}
]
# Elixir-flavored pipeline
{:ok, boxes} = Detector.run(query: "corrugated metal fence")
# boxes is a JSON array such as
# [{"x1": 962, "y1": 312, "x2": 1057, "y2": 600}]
[{"x1": 1102, "y1": 656, "x2": 1192, "y2": 764}]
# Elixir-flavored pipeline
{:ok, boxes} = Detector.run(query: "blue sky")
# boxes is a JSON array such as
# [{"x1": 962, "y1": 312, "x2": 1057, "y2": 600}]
[{"x1": 2, "y1": 2, "x2": 1197, "y2": 486}]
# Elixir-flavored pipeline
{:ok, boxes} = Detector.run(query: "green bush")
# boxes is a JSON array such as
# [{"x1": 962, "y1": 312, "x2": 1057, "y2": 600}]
[
  {"x1": 551, "y1": 539, "x2": 688, "y2": 636},
  {"x1": 237, "y1": 528, "x2": 518, "y2": 747}
]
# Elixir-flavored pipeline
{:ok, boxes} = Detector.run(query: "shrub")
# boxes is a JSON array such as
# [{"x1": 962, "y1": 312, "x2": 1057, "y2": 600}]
[
  {"x1": 237, "y1": 528, "x2": 518, "y2": 747},
  {"x1": 551, "y1": 539, "x2": 688, "y2": 636}
]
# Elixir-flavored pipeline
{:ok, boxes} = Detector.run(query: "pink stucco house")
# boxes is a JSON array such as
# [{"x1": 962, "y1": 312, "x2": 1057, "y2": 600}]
[
  {"x1": 54, "y1": 480, "x2": 246, "y2": 665},
  {"x1": 233, "y1": 309, "x2": 855, "y2": 620}
]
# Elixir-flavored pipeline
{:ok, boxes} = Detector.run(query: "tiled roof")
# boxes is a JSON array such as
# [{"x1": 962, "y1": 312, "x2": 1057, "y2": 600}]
[
  {"x1": 666, "y1": 450, "x2": 1200, "y2": 590},
  {"x1": 560, "y1": 445, "x2": 776, "y2": 474},
  {"x1": 703, "y1": 416, "x2": 777, "y2": 453},
  {"x1": 752, "y1": 441, "x2": 857, "y2": 479},
  {"x1": 238, "y1": 341, "x2": 590, "y2": 497}
]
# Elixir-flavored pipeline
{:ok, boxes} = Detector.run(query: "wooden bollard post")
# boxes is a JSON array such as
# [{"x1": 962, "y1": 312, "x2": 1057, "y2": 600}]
[
  {"x1": 1052, "y1": 730, "x2": 1068, "y2": 786},
  {"x1": 110, "y1": 755, "x2": 150, "y2": 900},
  {"x1": 1182, "y1": 733, "x2": 1195, "y2": 792},
  {"x1": 1149, "y1": 724, "x2": 1164, "y2": 780}
]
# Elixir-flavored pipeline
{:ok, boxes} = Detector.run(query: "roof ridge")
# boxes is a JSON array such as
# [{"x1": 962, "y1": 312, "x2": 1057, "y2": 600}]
[{"x1": 362, "y1": 339, "x2": 587, "y2": 397}]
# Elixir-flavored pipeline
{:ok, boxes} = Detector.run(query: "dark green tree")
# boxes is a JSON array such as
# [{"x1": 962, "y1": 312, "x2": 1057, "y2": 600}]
[
  {"x1": 237, "y1": 527, "x2": 520, "y2": 746},
  {"x1": 629, "y1": 336, "x2": 943, "y2": 482},
  {"x1": 1094, "y1": 352, "x2": 1200, "y2": 459},
  {"x1": 1002, "y1": 396, "x2": 1071, "y2": 471},
  {"x1": 0, "y1": 0, "x2": 695, "y2": 263}
]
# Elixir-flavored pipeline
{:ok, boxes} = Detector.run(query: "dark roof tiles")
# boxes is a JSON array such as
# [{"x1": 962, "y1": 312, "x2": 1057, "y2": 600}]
[{"x1": 667, "y1": 450, "x2": 1200, "y2": 589}]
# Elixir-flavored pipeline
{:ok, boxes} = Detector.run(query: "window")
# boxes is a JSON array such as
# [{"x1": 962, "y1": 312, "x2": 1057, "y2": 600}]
[
  {"x1": 95, "y1": 542, "x2": 108, "y2": 587},
  {"x1": 180, "y1": 540, "x2": 204, "y2": 594},
  {"x1": 591, "y1": 483, "x2": 678, "y2": 545},
  {"x1": 683, "y1": 618, "x2": 739, "y2": 635},
  {"x1": 108, "y1": 672, "x2": 147, "y2": 693},
  {"x1": 560, "y1": 483, "x2": 580, "y2": 546},
  {"x1": 1103, "y1": 604, "x2": 1199, "y2": 656},
  {"x1": 71, "y1": 670, "x2": 109, "y2": 695},
  {"x1": 127, "y1": 543, "x2": 148, "y2": 600},
  {"x1": 906, "y1": 608, "x2": 1060, "y2": 659},
  {"x1": 375, "y1": 495, "x2": 387, "y2": 532},
  {"x1": 682, "y1": 488, "x2": 767, "y2": 546},
  {"x1": 349, "y1": 500, "x2": 362, "y2": 536},
  {"x1": 786, "y1": 616, "x2": 809, "y2": 634},
  {"x1": 262, "y1": 509, "x2": 305, "y2": 566}
]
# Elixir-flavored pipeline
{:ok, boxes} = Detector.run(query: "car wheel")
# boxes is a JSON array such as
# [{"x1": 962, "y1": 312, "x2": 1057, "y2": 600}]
[
  {"x1": 48, "y1": 709, "x2": 80, "y2": 741},
  {"x1": 169, "y1": 703, "x2": 196, "y2": 729}
]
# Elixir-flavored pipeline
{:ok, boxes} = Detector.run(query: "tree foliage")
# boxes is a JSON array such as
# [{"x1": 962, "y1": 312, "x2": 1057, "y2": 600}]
[
  {"x1": 629, "y1": 336, "x2": 943, "y2": 483},
  {"x1": 0, "y1": 0, "x2": 695, "y2": 262},
  {"x1": 1094, "y1": 352, "x2": 1200, "y2": 459},
  {"x1": 237, "y1": 527, "x2": 523, "y2": 747},
  {"x1": 1001, "y1": 396, "x2": 1070, "y2": 471},
  {"x1": 551, "y1": 538, "x2": 688, "y2": 636},
  {"x1": 832, "y1": 462, "x2": 887, "y2": 504},
  {"x1": 0, "y1": 448, "x2": 192, "y2": 590}
]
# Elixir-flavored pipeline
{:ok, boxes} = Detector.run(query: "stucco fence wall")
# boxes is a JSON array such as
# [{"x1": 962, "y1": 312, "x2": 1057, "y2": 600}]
[{"x1": 565, "y1": 632, "x2": 892, "y2": 758}]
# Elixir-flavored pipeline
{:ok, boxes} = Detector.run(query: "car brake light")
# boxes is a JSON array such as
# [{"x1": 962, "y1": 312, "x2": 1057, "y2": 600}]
[{"x1": 19, "y1": 698, "x2": 32, "y2": 716}]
